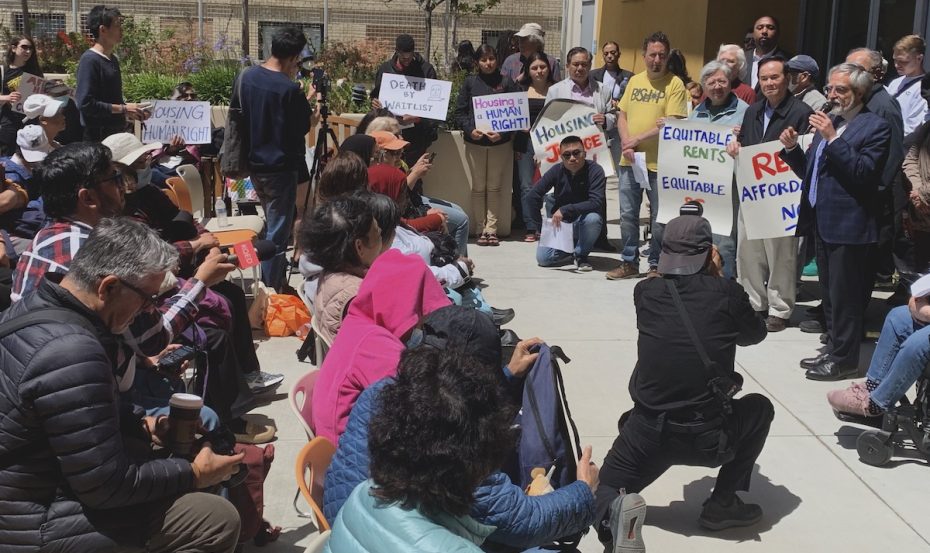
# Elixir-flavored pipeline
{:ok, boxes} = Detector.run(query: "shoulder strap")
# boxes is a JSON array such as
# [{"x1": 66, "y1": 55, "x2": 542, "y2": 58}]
[
  {"x1": 893, "y1": 76, "x2": 922, "y2": 98},
  {"x1": 664, "y1": 278, "x2": 726, "y2": 379},
  {"x1": 0, "y1": 307, "x2": 96, "y2": 340}
]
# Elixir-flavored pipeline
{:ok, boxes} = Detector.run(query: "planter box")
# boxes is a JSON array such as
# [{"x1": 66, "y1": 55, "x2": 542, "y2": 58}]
[{"x1": 422, "y1": 130, "x2": 513, "y2": 237}]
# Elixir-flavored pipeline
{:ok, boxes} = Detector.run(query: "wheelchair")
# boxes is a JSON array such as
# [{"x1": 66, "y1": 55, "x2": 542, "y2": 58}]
[{"x1": 838, "y1": 368, "x2": 930, "y2": 467}]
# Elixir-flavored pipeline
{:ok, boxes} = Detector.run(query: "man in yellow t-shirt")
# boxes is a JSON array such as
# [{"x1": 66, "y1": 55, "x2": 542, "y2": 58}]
[{"x1": 606, "y1": 31, "x2": 688, "y2": 280}]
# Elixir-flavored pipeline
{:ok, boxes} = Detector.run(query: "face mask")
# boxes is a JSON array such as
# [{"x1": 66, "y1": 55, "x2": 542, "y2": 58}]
[
  {"x1": 136, "y1": 167, "x2": 153, "y2": 188},
  {"x1": 787, "y1": 77, "x2": 799, "y2": 93},
  {"x1": 405, "y1": 327, "x2": 424, "y2": 348}
]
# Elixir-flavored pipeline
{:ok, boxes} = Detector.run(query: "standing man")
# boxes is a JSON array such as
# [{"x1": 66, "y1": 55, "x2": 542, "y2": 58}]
[
  {"x1": 76, "y1": 5, "x2": 149, "y2": 140},
  {"x1": 787, "y1": 55, "x2": 828, "y2": 111},
  {"x1": 743, "y1": 16, "x2": 792, "y2": 89},
  {"x1": 371, "y1": 34, "x2": 440, "y2": 169},
  {"x1": 500, "y1": 23, "x2": 561, "y2": 83},
  {"x1": 727, "y1": 57, "x2": 812, "y2": 332},
  {"x1": 780, "y1": 63, "x2": 892, "y2": 381},
  {"x1": 239, "y1": 26, "x2": 314, "y2": 291},
  {"x1": 592, "y1": 41, "x2": 634, "y2": 174},
  {"x1": 606, "y1": 32, "x2": 688, "y2": 280}
]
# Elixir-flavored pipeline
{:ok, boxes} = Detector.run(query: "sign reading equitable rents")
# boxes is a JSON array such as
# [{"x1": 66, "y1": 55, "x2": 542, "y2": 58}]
[
  {"x1": 735, "y1": 139, "x2": 805, "y2": 240},
  {"x1": 530, "y1": 99, "x2": 615, "y2": 177},
  {"x1": 378, "y1": 74, "x2": 452, "y2": 121},
  {"x1": 656, "y1": 119, "x2": 736, "y2": 234},
  {"x1": 141, "y1": 100, "x2": 213, "y2": 145},
  {"x1": 472, "y1": 92, "x2": 531, "y2": 132}
]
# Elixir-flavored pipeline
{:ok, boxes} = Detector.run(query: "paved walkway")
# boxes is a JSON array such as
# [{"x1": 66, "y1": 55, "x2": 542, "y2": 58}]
[{"x1": 247, "y1": 181, "x2": 930, "y2": 552}]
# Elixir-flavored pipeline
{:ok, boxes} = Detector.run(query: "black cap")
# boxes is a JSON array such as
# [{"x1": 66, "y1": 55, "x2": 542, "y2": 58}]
[
  {"x1": 396, "y1": 34, "x2": 416, "y2": 53},
  {"x1": 657, "y1": 209, "x2": 713, "y2": 276}
]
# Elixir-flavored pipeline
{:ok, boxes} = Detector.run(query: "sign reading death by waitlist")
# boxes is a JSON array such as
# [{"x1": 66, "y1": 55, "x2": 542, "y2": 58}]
[
  {"x1": 378, "y1": 74, "x2": 452, "y2": 121},
  {"x1": 530, "y1": 99, "x2": 615, "y2": 177},
  {"x1": 656, "y1": 119, "x2": 736, "y2": 235}
]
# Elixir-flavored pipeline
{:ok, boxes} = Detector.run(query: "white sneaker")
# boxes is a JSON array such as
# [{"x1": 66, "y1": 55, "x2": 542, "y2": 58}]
[
  {"x1": 577, "y1": 261, "x2": 593, "y2": 272},
  {"x1": 246, "y1": 371, "x2": 284, "y2": 392},
  {"x1": 609, "y1": 492, "x2": 646, "y2": 553}
]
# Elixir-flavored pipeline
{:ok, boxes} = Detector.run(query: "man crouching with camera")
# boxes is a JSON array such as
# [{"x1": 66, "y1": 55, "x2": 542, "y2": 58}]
[
  {"x1": 0, "y1": 217, "x2": 243, "y2": 552},
  {"x1": 594, "y1": 203, "x2": 773, "y2": 553}
]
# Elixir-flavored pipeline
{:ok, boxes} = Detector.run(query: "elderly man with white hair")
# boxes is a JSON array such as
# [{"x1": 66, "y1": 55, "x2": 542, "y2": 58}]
[
  {"x1": 500, "y1": 22, "x2": 561, "y2": 82},
  {"x1": 717, "y1": 44, "x2": 756, "y2": 105},
  {"x1": 689, "y1": 60, "x2": 749, "y2": 279},
  {"x1": 780, "y1": 63, "x2": 893, "y2": 381}
]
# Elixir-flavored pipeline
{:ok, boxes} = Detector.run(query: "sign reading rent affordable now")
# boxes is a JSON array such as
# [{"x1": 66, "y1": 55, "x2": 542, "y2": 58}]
[
  {"x1": 378, "y1": 74, "x2": 452, "y2": 121},
  {"x1": 656, "y1": 119, "x2": 736, "y2": 235},
  {"x1": 735, "y1": 139, "x2": 806, "y2": 240},
  {"x1": 530, "y1": 99, "x2": 615, "y2": 177}
]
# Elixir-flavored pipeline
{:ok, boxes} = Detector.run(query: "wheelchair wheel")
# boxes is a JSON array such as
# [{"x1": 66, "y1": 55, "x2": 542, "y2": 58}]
[{"x1": 857, "y1": 431, "x2": 893, "y2": 466}]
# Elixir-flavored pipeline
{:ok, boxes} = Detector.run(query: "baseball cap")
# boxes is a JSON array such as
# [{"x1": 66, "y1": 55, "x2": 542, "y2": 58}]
[
  {"x1": 370, "y1": 130, "x2": 410, "y2": 151},
  {"x1": 16, "y1": 125, "x2": 52, "y2": 163},
  {"x1": 101, "y1": 133, "x2": 161, "y2": 166},
  {"x1": 23, "y1": 94, "x2": 67, "y2": 121},
  {"x1": 657, "y1": 209, "x2": 713, "y2": 276},
  {"x1": 786, "y1": 55, "x2": 820, "y2": 79},
  {"x1": 515, "y1": 23, "x2": 545, "y2": 39}
]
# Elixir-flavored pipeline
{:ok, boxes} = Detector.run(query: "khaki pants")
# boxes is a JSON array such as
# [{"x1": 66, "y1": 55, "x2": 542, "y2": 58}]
[
  {"x1": 736, "y1": 209, "x2": 798, "y2": 319},
  {"x1": 465, "y1": 141, "x2": 513, "y2": 235},
  {"x1": 113, "y1": 492, "x2": 241, "y2": 553}
]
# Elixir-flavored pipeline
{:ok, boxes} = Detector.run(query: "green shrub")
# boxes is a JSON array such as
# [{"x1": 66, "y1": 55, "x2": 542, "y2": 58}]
[
  {"x1": 122, "y1": 72, "x2": 179, "y2": 102},
  {"x1": 188, "y1": 63, "x2": 238, "y2": 105},
  {"x1": 441, "y1": 68, "x2": 468, "y2": 130}
]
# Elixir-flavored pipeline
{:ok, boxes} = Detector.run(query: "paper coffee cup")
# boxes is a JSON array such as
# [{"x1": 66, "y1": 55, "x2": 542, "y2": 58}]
[{"x1": 167, "y1": 393, "x2": 203, "y2": 457}]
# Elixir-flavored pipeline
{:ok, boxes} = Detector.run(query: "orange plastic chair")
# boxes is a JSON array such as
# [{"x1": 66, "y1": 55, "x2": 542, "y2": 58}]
[
  {"x1": 294, "y1": 436, "x2": 336, "y2": 532},
  {"x1": 165, "y1": 176, "x2": 194, "y2": 213},
  {"x1": 289, "y1": 369, "x2": 319, "y2": 439}
]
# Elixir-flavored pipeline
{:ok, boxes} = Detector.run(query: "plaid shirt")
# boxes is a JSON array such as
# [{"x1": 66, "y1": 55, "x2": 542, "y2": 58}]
[{"x1": 11, "y1": 218, "x2": 205, "y2": 356}]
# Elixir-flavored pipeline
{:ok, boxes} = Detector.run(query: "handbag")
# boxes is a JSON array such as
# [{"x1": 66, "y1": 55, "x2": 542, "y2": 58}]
[{"x1": 220, "y1": 67, "x2": 252, "y2": 180}]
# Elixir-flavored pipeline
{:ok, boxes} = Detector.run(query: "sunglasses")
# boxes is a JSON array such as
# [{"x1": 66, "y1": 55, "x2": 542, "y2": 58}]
[
  {"x1": 561, "y1": 149, "x2": 585, "y2": 160},
  {"x1": 17, "y1": 43, "x2": 33, "y2": 50}
]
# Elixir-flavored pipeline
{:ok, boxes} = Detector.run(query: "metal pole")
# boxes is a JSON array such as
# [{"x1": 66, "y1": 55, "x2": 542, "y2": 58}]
[
  {"x1": 444, "y1": 0, "x2": 450, "y2": 69},
  {"x1": 197, "y1": 0, "x2": 204, "y2": 42},
  {"x1": 323, "y1": 0, "x2": 329, "y2": 43},
  {"x1": 72, "y1": 0, "x2": 79, "y2": 33}
]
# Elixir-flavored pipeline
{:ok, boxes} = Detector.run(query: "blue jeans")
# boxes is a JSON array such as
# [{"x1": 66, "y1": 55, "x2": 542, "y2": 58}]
[
  {"x1": 714, "y1": 233, "x2": 737, "y2": 280},
  {"x1": 516, "y1": 139, "x2": 539, "y2": 232},
  {"x1": 422, "y1": 195, "x2": 469, "y2": 257},
  {"x1": 251, "y1": 170, "x2": 298, "y2": 289},
  {"x1": 618, "y1": 166, "x2": 663, "y2": 267},
  {"x1": 865, "y1": 305, "x2": 930, "y2": 410},
  {"x1": 132, "y1": 366, "x2": 220, "y2": 431},
  {"x1": 536, "y1": 212, "x2": 603, "y2": 266}
]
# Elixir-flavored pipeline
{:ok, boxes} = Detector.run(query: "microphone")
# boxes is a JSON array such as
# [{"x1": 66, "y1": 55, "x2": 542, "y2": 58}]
[{"x1": 819, "y1": 100, "x2": 835, "y2": 113}]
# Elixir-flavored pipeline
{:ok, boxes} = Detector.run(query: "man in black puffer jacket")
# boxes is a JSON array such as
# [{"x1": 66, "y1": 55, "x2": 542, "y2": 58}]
[{"x1": 0, "y1": 217, "x2": 243, "y2": 553}]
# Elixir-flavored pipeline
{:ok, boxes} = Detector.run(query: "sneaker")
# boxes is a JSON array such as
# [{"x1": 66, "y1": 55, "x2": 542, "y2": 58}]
[
  {"x1": 245, "y1": 371, "x2": 284, "y2": 393},
  {"x1": 576, "y1": 259, "x2": 593, "y2": 272},
  {"x1": 799, "y1": 319, "x2": 824, "y2": 333},
  {"x1": 826, "y1": 386, "x2": 874, "y2": 417},
  {"x1": 606, "y1": 262, "x2": 639, "y2": 280},
  {"x1": 609, "y1": 492, "x2": 646, "y2": 553},
  {"x1": 698, "y1": 494, "x2": 762, "y2": 531}
]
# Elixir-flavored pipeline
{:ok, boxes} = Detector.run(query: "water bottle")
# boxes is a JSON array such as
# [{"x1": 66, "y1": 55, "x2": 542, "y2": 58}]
[{"x1": 215, "y1": 197, "x2": 228, "y2": 227}]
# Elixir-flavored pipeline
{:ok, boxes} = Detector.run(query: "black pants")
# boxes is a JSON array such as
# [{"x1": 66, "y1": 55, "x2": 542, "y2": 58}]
[
  {"x1": 210, "y1": 280, "x2": 260, "y2": 374},
  {"x1": 816, "y1": 231, "x2": 876, "y2": 367},
  {"x1": 594, "y1": 394, "x2": 774, "y2": 543},
  {"x1": 186, "y1": 325, "x2": 255, "y2": 422}
]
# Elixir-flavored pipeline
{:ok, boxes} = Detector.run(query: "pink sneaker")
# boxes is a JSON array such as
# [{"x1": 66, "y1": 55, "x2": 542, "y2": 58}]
[{"x1": 826, "y1": 386, "x2": 873, "y2": 417}]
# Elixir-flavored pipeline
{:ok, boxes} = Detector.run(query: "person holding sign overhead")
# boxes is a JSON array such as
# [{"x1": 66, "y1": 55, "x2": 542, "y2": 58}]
[
  {"x1": 606, "y1": 32, "x2": 688, "y2": 281},
  {"x1": 0, "y1": 35, "x2": 42, "y2": 156},
  {"x1": 726, "y1": 56, "x2": 811, "y2": 333},
  {"x1": 455, "y1": 44, "x2": 521, "y2": 247}
]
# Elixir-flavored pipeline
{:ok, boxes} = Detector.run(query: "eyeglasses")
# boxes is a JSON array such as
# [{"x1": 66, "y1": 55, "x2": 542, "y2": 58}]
[
  {"x1": 823, "y1": 85, "x2": 851, "y2": 95},
  {"x1": 561, "y1": 149, "x2": 585, "y2": 160},
  {"x1": 117, "y1": 277, "x2": 160, "y2": 309},
  {"x1": 94, "y1": 170, "x2": 125, "y2": 189}
]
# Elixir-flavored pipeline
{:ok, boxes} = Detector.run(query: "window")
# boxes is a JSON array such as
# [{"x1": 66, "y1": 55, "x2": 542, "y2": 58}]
[
  {"x1": 13, "y1": 12, "x2": 66, "y2": 39},
  {"x1": 258, "y1": 22, "x2": 323, "y2": 61},
  {"x1": 482, "y1": 30, "x2": 509, "y2": 52}
]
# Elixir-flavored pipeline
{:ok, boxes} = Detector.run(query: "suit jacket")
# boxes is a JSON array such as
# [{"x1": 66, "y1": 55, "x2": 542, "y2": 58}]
[
  {"x1": 741, "y1": 46, "x2": 793, "y2": 86},
  {"x1": 737, "y1": 93, "x2": 812, "y2": 147},
  {"x1": 546, "y1": 77, "x2": 617, "y2": 130},
  {"x1": 590, "y1": 66, "x2": 633, "y2": 100},
  {"x1": 864, "y1": 83, "x2": 904, "y2": 187},
  {"x1": 780, "y1": 108, "x2": 892, "y2": 245}
]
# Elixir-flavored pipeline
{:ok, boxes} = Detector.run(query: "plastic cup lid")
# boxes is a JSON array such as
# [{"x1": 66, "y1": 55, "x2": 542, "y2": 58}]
[{"x1": 169, "y1": 393, "x2": 203, "y2": 409}]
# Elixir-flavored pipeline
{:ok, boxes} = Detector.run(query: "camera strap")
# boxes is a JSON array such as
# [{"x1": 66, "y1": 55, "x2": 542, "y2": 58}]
[{"x1": 665, "y1": 279, "x2": 722, "y2": 380}]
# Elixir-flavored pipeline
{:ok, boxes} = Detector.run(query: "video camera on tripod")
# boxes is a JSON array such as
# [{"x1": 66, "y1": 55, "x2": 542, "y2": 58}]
[{"x1": 299, "y1": 55, "x2": 329, "y2": 97}]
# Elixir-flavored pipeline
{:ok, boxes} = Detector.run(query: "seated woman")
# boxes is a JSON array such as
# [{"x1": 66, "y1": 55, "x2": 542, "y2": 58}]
[
  {"x1": 301, "y1": 195, "x2": 387, "y2": 344},
  {"x1": 827, "y1": 277, "x2": 930, "y2": 418},
  {"x1": 150, "y1": 82, "x2": 205, "y2": 187},
  {"x1": 311, "y1": 248, "x2": 449, "y2": 444},
  {"x1": 324, "y1": 305, "x2": 597, "y2": 550}
]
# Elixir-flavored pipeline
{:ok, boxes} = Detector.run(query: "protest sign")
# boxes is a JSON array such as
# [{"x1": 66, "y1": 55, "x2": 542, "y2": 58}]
[
  {"x1": 378, "y1": 74, "x2": 452, "y2": 121},
  {"x1": 473, "y1": 91, "x2": 530, "y2": 132},
  {"x1": 735, "y1": 139, "x2": 805, "y2": 240},
  {"x1": 141, "y1": 100, "x2": 212, "y2": 144},
  {"x1": 656, "y1": 119, "x2": 736, "y2": 234},
  {"x1": 530, "y1": 99, "x2": 615, "y2": 177},
  {"x1": 11, "y1": 73, "x2": 72, "y2": 114}
]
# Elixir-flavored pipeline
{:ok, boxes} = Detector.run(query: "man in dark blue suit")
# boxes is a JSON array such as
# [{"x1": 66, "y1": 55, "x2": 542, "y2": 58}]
[{"x1": 780, "y1": 63, "x2": 892, "y2": 381}]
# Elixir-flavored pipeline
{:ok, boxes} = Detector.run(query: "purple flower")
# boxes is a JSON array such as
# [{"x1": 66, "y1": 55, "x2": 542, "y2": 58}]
[{"x1": 213, "y1": 34, "x2": 228, "y2": 52}]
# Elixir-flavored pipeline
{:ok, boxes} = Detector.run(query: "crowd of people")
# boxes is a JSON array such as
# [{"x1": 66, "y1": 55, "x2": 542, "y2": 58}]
[{"x1": 1, "y1": 5, "x2": 930, "y2": 553}]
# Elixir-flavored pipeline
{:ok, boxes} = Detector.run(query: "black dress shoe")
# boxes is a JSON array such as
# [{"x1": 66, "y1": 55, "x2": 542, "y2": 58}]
[
  {"x1": 800, "y1": 353, "x2": 829, "y2": 370},
  {"x1": 799, "y1": 319, "x2": 825, "y2": 333},
  {"x1": 820, "y1": 333, "x2": 829, "y2": 345},
  {"x1": 490, "y1": 307, "x2": 515, "y2": 326},
  {"x1": 805, "y1": 360, "x2": 859, "y2": 381}
]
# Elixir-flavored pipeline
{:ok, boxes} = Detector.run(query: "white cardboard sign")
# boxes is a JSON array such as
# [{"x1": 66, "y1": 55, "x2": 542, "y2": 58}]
[
  {"x1": 530, "y1": 99, "x2": 615, "y2": 177},
  {"x1": 472, "y1": 91, "x2": 531, "y2": 132},
  {"x1": 141, "y1": 100, "x2": 212, "y2": 144},
  {"x1": 378, "y1": 74, "x2": 452, "y2": 121},
  {"x1": 735, "y1": 139, "x2": 806, "y2": 239}
]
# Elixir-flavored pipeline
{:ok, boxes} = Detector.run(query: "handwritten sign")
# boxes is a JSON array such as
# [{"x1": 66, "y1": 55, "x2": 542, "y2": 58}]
[
  {"x1": 473, "y1": 91, "x2": 530, "y2": 132},
  {"x1": 530, "y1": 99, "x2": 615, "y2": 177},
  {"x1": 656, "y1": 119, "x2": 736, "y2": 234},
  {"x1": 11, "y1": 72, "x2": 72, "y2": 114},
  {"x1": 735, "y1": 139, "x2": 806, "y2": 239},
  {"x1": 378, "y1": 74, "x2": 452, "y2": 121},
  {"x1": 141, "y1": 100, "x2": 212, "y2": 145}
]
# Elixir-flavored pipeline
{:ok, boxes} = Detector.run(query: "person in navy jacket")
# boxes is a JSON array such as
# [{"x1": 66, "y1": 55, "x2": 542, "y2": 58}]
[{"x1": 780, "y1": 63, "x2": 892, "y2": 381}]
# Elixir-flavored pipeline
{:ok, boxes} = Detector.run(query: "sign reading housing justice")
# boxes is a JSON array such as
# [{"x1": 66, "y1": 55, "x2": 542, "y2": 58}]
[
  {"x1": 377, "y1": 74, "x2": 452, "y2": 121},
  {"x1": 141, "y1": 100, "x2": 212, "y2": 144},
  {"x1": 472, "y1": 92, "x2": 530, "y2": 132},
  {"x1": 735, "y1": 139, "x2": 805, "y2": 240},
  {"x1": 656, "y1": 119, "x2": 736, "y2": 234},
  {"x1": 530, "y1": 99, "x2": 615, "y2": 177}
]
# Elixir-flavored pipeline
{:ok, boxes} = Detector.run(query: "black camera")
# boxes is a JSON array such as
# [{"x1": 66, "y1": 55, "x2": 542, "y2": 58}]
[
  {"x1": 708, "y1": 375, "x2": 742, "y2": 414},
  {"x1": 299, "y1": 56, "x2": 329, "y2": 96},
  {"x1": 196, "y1": 426, "x2": 247, "y2": 488}
]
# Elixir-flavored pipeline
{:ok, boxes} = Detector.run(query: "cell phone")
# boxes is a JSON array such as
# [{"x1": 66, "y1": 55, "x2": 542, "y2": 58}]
[
  {"x1": 157, "y1": 345, "x2": 196, "y2": 374},
  {"x1": 428, "y1": 152, "x2": 437, "y2": 163},
  {"x1": 138, "y1": 102, "x2": 154, "y2": 110}
]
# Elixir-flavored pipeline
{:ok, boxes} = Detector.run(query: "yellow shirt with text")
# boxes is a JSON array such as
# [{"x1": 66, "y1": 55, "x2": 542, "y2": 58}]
[{"x1": 618, "y1": 72, "x2": 688, "y2": 171}]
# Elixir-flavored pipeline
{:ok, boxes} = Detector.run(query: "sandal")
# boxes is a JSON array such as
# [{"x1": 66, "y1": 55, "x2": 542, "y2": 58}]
[
  {"x1": 524, "y1": 231, "x2": 539, "y2": 242},
  {"x1": 477, "y1": 233, "x2": 490, "y2": 246},
  {"x1": 487, "y1": 233, "x2": 500, "y2": 246}
]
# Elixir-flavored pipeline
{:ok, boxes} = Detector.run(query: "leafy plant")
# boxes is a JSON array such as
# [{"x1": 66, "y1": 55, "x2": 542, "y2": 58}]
[
  {"x1": 114, "y1": 17, "x2": 159, "y2": 74},
  {"x1": 122, "y1": 72, "x2": 179, "y2": 102},
  {"x1": 316, "y1": 39, "x2": 392, "y2": 86},
  {"x1": 440, "y1": 68, "x2": 467, "y2": 130},
  {"x1": 188, "y1": 62, "x2": 238, "y2": 104}
]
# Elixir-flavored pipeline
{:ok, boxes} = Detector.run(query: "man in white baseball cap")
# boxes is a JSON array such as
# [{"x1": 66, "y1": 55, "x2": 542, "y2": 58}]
[
  {"x1": 15, "y1": 125, "x2": 53, "y2": 164},
  {"x1": 22, "y1": 94, "x2": 68, "y2": 147},
  {"x1": 501, "y1": 22, "x2": 561, "y2": 82}
]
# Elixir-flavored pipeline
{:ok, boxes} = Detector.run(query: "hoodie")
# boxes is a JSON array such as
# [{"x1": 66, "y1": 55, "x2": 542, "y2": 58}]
[{"x1": 311, "y1": 249, "x2": 450, "y2": 444}]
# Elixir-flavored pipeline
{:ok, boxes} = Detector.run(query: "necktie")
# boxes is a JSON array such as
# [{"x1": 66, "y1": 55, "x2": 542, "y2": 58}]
[{"x1": 808, "y1": 116, "x2": 843, "y2": 208}]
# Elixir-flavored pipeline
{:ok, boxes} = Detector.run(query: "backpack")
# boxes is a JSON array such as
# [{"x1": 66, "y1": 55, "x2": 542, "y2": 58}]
[
  {"x1": 220, "y1": 68, "x2": 252, "y2": 180},
  {"x1": 227, "y1": 443, "x2": 281, "y2": 546}
]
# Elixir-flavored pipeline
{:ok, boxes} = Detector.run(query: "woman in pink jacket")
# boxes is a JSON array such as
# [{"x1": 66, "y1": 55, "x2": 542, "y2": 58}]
[{"x1": 311, "y1": 248, "x2": 450, "y2": 444}]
